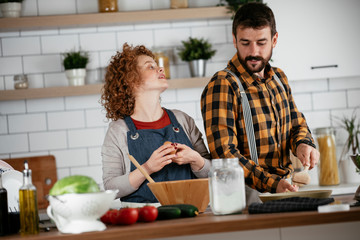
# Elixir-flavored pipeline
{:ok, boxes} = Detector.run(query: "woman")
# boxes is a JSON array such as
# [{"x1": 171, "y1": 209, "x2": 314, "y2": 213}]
[{"x1": 101, "y1": 43, "x2": 211, "y2": 204}]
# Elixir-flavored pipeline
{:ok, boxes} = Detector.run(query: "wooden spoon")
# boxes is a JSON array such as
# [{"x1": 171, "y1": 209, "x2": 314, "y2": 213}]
[
  {"x1": 292, "y1": 165, "x2": 310, "y2": 186},
  {"x1": 128, "y1": 154, "x2": 155, "y2": 183}
]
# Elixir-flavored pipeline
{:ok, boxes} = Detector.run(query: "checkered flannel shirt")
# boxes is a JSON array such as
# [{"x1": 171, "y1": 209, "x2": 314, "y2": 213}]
[{"x1": 201, "y1": 54, "x2": 315, "y2": 193}]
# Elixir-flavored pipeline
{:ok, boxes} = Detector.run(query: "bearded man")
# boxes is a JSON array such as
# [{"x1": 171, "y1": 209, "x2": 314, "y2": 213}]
[{"x1": 201, "y1": 3, "x2": 319, "y2": 200}]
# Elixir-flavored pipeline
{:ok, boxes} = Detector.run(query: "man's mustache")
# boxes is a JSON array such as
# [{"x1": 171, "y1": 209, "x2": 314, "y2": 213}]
[{"x1": 245, "y1": 56, "x2": 263, "y2": 61}]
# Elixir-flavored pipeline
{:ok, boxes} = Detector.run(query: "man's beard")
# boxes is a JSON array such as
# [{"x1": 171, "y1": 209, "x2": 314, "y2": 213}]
[{"x1": 237, "y1": 48, "x2": 272, "y2": 75}]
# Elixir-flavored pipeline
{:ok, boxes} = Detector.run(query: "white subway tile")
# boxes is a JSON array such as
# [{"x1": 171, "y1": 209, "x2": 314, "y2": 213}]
[
  {"x1": 8, "y1": 113, "x2": 46, "y2": 133},
  {"x1": 330, "y1": 109, "x2": 359, "y2": 128},
  {"x1": 85, "y1": 109, "x2": 108, "y2": 127},
  {"x1": 4, "y1": 76, "x2": 15, "y2": 90},
  {"x1": 23, "y1": 55, "x2": 62, "y2": 74},
  {"x1": 59, "y1": 27, "x2": 97, "y2": 35},
  {"x1": 0, "y1": 77, "x2": 4, "y2": 90},
  {"x1": 188, "y1": 0, "x2": 219, "y2": 7},
  {"x1": 86, "y1": 69, "x2": 101, "y2": 84},
  {"x1": 38, "y1": 0, "x2": 76, "y2": 15},
  {"x1": 29, "y1": 131, "x2": 67, "y2": 151},
  {"x1": 0, "y1": 134, "x2": 28, "y2": 154},
  {"x1": 44, "y1": 72, "x2": 67, "y2": 88},
  {"x1": 118, "y1": 0, "x2": 151, "y2": 11},
  {"x1": 191, "y1": 25, "x2": 227, "y2": 44},
  {"x1": 48, "y1": 110, "x2": 85, "y2": 130},
  {"x1": 27, "y1": 74, "x2": 45, "y2": 89},
  {"x1": 0, "y1": 115, "x2": 8, "y2": 134},
  {"x1": 0, "y1": 57, "x2": 22, "y2": 75},
  {"x1": 171, "y1": 20, "x2": 208, "y2": 28},
  {"x1": 56, "y1": 168, "x2": 70, "y2": 180},
  {"x1": 304, "y1": 110, "x2": 331, "y2": 130},
  {"x1": 79, "y1": 33, "x2": 117, "y2": 51},
  {"x1": 10, "y1": 151, "x2": 49, "y2": 158},
  {"x1": 68, "y1": 128, "x2": 104, "y2": 148},
  {"x1": 151, "y1": 0, "x2": 170, "y2": 9},
  {"x1": 177, "y1": 88, "x2": 203, "y2": 102},
  {"x1": 98, "y1": 25, "x2": 134, "y2": 33},
  {"x1": 117, "y1": 30, "x2": 154, "y2": 49},
  {"x1": 21, "y1": 29, "x2": 59, "y2": 37},
  {"x1": 27, "y1": 98, "x2": 65, "y2": 113},
  {"x1": 65, "y1": 94, "x2": 101, "y2": 110},
  {"x1": 330, "y1": 75, "x2": 360, "y2": 90},
  {"x1": 154, "y1": 28, "x2": 190, "y2": 47},
  {"x1": 0, "y1": 100, "x2": 26, "y2": 114},
  {"x1": 289, "y1": 79, "x2": 328, "y2": 93},
  {"x1": 348, "y1": 90, "x2": 360, "y2": 108},
  {"x1": 87, "y1": 52, "x2": 100, "y2": 70},
  {"x1": 42, "y1": 35, "x2": 79, "y2": 54},
  {"x1": 51, "y1": 149, "x2": 88, "y2": 168},
  {"x1": 0, "y1": 32, "x2": 20, "y2": 38},
  {"x1": 161, "y1": 89, "x2": 177, "y2": 103},
  {"x1": 99, "y1": 51, "x2": 115, "y2": 67},
  {"x1": 208, "y1": 19, "x2": 232, "y2": 26},
  {"x1": 70, "y1": 165, "x2": 103, "y2": 184},
  {"x1": 135, "y1": 22, "x2": 170, "y2": 30},
  {"x1": 2, "y1": 37, "x2": 41, "y2": 56},
  {"x1": 77, "y1": 0, "x2": 98, "y2": 14},
  {"x1": 211, "y1": 43, "x2": 234, "y2": 62},
  {"x1": 205, "y1": 61, "x2": 226, "y2": 77},
  {"x1": 22, "y1": 0, "x2": 38, "y2": 16},
  {"x1": 162, "y1": 102, "x2": 197, "y2": 120},
  {"x1": 313, "y1": 91, "x2": 347, "y2": 110},
  {"x1": 88, "y1": 147, "x2": 102, "y2": 165},
  {"x1": 292, "y1": 93, "x2": 312, "y2": 111}
]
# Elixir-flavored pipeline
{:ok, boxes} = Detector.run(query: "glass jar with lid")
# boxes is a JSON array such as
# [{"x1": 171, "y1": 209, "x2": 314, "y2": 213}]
[
  {"x1": 154, "y1": 50, "x2": 171, "y2": 79},
  {"x1": 314, "y1": 127, "x2": 340, "y2": 186},
  {"x1": 14, "y1": 74, "x2": 28, "y2": 89},
  {"x1": 98, "y1": 0, "x2": 118, "y2": 12},
  {"x1": 208, "y1": 158, "x2": 246, "y2": 215}
]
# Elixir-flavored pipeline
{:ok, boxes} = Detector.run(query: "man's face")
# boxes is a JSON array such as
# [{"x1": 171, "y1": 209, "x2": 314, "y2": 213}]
[{"x1": 232, "y1": 26, "x2": 278, "y2": 77}]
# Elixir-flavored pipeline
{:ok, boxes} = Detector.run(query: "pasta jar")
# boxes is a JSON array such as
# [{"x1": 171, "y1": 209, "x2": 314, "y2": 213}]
[
  {"x1": 315, "y1": 127, "x2": 340, "y2": 186},
  {"x1": 208, "y1": 158, "x2": 246, "y2": 215},
  {"x1": 170, "y1": 0, "x2": 188, "y2": 9},
  {"x1": 14, "y1": 74, "x2": 28, "y2": 89},
  {"x1": 154, "y1": 50, "x2": 171, "y2": 79},
  {"x1": 98, "y1": 0, "x2": 118, "y2": 12}
]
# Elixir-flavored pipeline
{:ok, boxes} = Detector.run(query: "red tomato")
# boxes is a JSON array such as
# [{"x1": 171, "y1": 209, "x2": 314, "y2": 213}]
[
  {"x1": 115, "y1": 208, "x2": 139, "y2": 225},
  {"x1": 100, "y1": 209, "x2": 115, "y2": 224},
  {"x1": 138, "y1": 206, "x2": 158, "y2": 222},
  {"x1": 108, "y1": 209, "x2": 121, "y2": 225}
]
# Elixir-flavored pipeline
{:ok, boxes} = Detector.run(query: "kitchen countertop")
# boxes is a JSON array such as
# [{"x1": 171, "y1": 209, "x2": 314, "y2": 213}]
[{"x1": 3, "y1": 194, "x2": 360, "y2": 240}]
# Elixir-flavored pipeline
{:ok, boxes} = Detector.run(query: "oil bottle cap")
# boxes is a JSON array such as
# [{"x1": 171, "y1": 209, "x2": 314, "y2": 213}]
[{"x1": 23, "y1": 160, "x2": 31, "y2": 177}]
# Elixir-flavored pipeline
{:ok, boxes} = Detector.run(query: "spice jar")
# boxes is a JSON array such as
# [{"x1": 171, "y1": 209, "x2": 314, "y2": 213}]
[
  {"x1": 170, "y1": 0, "x2": 188, "y2": 9},
  {"x1": 208, "y1": 158, "x2": 246, "y2": 215},
  {"x1": 14, "y1": 74, "x2": 28, "y2": 89},
  {"x1": 98, "y1": 0, "x2": 118, "y2": 12},
  {"x1": 154, "y1": 50, "x2": 171, "y2": 79},
  {"x1": 315, "y1": 127, "x2": 340, "y2": 186}
]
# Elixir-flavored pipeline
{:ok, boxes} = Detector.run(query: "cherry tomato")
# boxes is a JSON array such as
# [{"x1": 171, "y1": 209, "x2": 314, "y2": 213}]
[
  {"x1": 100, "y1": 209, "x2": 116, "y2": 224},
  {"x1": 138, "y1": 206, "x2": 158, "y2": 222},
  {"x1": 115, "y1": 208, "x2": 139, "y2": 225}
]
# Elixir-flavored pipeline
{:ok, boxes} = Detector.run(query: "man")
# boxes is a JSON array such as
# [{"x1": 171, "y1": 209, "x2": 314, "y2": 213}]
[{"x1": 201, "y1": 3, "x2": 319, "y2": 195}]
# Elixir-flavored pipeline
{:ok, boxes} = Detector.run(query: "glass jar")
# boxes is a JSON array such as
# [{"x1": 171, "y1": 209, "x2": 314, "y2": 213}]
[
  {"x1": 98, "y1": 0, "x2": 118, "y2": 12},
  {"x1": 170, "y1": 0, "x2": 188, "y2": 9},
  {"x1": 208, "y1": 158, "x2": 246, "y2": 215},
  {"x1": 154, "y1": 50, "x2": 171, "y2": 79},
  {"x1": 14, "y1": 74, "x2": 28, "y2": 89},
  {"x1": 315, "y1": 127, "x2": 340, "y2": 186}
]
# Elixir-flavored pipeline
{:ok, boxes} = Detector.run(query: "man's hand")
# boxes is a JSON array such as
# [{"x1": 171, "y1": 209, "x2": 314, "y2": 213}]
[
  {"x1": 276, "y1": 179, "x2": 299, "y2": 193},
  {"x1": 296, "y1": 143, "x2": 319, "y2": 169}
]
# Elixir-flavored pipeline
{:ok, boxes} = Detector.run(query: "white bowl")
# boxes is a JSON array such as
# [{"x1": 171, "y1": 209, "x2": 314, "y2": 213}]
[{"x1": 47, "y1": 190, "x2": 117, "y2": 234}]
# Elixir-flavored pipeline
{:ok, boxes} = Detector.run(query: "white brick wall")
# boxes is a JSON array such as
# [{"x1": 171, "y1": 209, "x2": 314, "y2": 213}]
[{"x1": 1, "y1": 0, "x2": 360, "y2": 185}]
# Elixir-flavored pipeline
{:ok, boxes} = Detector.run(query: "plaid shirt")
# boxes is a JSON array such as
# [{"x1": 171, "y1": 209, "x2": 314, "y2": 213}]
[{"x1": 201, "y1": 53, "x2": 315, "y2": 193}]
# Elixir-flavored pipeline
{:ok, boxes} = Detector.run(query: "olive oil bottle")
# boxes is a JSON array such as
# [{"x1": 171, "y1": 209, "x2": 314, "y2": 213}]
[
  {"x1": 0, "y1": 172, "x2": 9, "y2": 236},
  {"x1": 19, "y1": 160, "x2": 39, "y2": 235}
]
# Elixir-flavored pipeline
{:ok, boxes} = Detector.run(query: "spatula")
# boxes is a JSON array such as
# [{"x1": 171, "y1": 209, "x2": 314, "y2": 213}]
[
  {"x1": 128, "y1": 154, "x2": 155, "y2": 183},
  {"x1": 292, "y1": 165, "x2": 310, "y2": 186}
]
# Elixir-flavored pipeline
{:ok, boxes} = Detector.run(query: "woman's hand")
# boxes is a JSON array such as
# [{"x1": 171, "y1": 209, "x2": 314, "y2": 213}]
[
  {"x1": 276, "y1": 179, "x2": 299, "y2": 193},
  {"x1": 171, "y1": 143, "x2": 205, "y2": 171},
  {"x1": 142, "y1": 144, "x2": 174, "y2": 175}
]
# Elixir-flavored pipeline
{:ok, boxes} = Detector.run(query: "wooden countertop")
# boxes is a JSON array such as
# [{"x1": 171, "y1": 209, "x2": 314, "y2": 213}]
[{"x1": 4, "y1": 195, "x2": 360, "y2": 240}]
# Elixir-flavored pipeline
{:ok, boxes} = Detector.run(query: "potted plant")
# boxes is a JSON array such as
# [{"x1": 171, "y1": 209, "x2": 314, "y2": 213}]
[
  {"x1": 217, "y1": 0, "x2": 263, "y2": 18},
  {"x1": 178, "y1": 37, "x2": 216, "y2": 77},
  {"x1": 0, "y1": 0, "x2": 23, "y2": 18},
  {"x1": 62, "y1": 50, "x2": 89, "y2": 86}
]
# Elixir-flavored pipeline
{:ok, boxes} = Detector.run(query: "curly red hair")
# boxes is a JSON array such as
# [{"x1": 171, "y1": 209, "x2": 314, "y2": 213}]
[{"x1": 101, "y1": 43, "x2": 154, "y2": 121}]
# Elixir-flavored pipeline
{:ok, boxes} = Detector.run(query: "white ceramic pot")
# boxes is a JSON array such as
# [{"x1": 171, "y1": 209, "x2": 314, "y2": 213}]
[
  {"x1": 65, "y1": 68, "x2": 86, "y2": 86},
  {"x1": 339, "y1": 158, "x2": 360, "y2": 184},
  {"x1": 1, "y1": 2, "x2": 22, "y2": 18}
]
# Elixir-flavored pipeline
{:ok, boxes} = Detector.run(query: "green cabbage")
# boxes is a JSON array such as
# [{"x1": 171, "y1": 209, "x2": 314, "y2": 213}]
[{"x1": 49, "y1": 175, "x2": 100, "y2": 195}]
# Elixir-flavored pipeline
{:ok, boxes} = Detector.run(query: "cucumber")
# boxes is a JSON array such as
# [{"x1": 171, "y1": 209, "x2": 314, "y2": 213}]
[
  {"x1": 158, "y1": 204, "x2": 198, "y2": 218},
  {"x1": 156, "y1": 207, "x2": 181, "y2": 220}
]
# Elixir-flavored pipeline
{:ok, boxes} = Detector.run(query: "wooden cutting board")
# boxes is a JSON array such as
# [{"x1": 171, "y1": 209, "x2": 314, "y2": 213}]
[{"x1": 3, "y1": 155, "x2": 57, "y2": 209}]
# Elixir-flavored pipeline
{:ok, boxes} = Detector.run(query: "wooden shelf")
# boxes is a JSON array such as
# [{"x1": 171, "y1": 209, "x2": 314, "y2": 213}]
[
  {"x1": 0, "y1": 7, "x2": 230, "y2": 31},
  {"x1": 0, "y1": 77, "x2": 210, "y2": 101}
]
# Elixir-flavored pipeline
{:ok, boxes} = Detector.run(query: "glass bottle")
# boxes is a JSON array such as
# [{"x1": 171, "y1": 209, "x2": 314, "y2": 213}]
[
  {"x1": 154, "y1": 50, "x2": 171, "y2": 79},
  {"x1": 14, "y1": 74, "x2": 28, "y2": 89},
  {"x1": 315, "y1": 127, "x2": 340, "y2": 186},
  {"x1": 19, "y1": 160, "x2": 39, "y2": 235},
  {"x1": 0, "y1": 173, "x2": 9, "y2": 236},
  {"x1": 98, "y1": 0, "x2": 118, "y2": 12},
  {"x1": 208, "y1": 158, "x2": 246, "y2": 215}
]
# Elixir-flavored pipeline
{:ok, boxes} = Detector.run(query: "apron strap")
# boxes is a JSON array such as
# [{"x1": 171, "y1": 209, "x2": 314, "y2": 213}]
[
  {"x1": 124, "y1": 116, "x2": 139, "y2": 140},
  {"x1": 164, "y1": 108, "x2": 181, "y2": 133}
]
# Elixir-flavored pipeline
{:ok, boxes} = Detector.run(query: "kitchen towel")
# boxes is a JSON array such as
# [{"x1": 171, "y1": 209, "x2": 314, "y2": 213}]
[{"x1": 248, "y1": 197, "x2": 334, "y2": 214}]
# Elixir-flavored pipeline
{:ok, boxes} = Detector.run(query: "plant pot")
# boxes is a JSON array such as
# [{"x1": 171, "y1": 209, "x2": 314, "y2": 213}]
[
  {"x1": 350, "y1": 154, "x2": 360, "y2": 201},
  {"x1": 65, "y1": 69, "x2": 86, "y2": 86},
  {"x1": 1, "y1": 2, "x2": 22, "y2": 18},
  {"x1": 188, "y1": 59, "x2": 206, "y2": 77}
]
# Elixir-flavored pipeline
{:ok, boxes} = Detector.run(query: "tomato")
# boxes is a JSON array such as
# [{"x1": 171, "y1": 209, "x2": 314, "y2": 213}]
[
  {"x1": 100, "y1": 209, "x2": 115, "y2": 224},
  {"x1": 138, "y1": 206, "x2": 158, "y2": 222},
  {"x1": 114, "y1": 208, "x2": 139, "y2": 225}
]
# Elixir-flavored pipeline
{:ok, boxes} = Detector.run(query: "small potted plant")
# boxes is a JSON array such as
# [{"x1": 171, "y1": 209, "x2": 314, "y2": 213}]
[
  {"x1": 217, "y1": 0, "x2": 263, "y2": 18},
  {"x1": 0, "y1": 0, "x2": 23, "y2": 18},
  {"x1": 62, "y1": 50, "x2": 89, "y2": 86},
  {"x1": 178, "y1": 37, "x2": 216, "y2": 77}
]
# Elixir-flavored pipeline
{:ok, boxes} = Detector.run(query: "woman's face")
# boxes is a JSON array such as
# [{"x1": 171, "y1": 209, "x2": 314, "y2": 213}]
[{"x1": 136, "y1": 55, "x2": 168, "y2": 93}]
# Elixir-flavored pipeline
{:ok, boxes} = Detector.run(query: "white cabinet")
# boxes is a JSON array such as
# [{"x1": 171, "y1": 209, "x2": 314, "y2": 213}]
[{"x1": 265, "y1": 0, "x2": 360, "y2": 81}]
